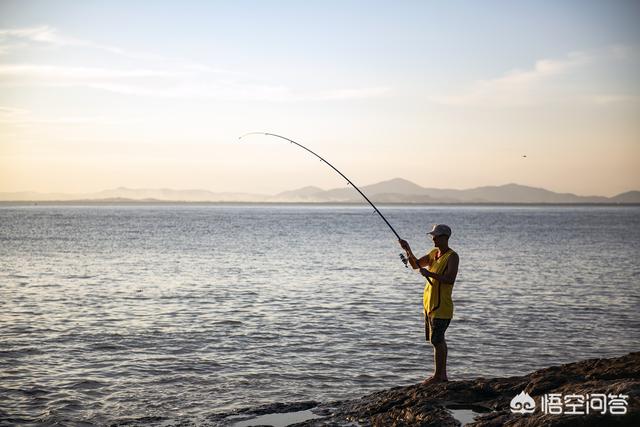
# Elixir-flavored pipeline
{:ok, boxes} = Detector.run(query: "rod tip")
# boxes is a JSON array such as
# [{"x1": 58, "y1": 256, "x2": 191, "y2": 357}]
[{"x1": 239, "y1": 132, "x2": 266, "y2": 140}]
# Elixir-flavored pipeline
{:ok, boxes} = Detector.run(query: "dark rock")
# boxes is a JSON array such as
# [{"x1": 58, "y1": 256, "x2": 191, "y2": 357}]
[{"x1": 213, "y1": 352, "x2": 639, "y2": 426}]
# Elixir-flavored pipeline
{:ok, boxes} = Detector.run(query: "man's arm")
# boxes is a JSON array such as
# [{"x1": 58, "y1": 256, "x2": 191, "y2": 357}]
[
  {"x1": 399, "y1": 239, "x2": 431, "y2": 270},
  {"x1": 408, "y1": 253, "x2": 430, "y2": 269},
  {"x1": 420, "y1": 252, "x2": 459, "y2": 285}
]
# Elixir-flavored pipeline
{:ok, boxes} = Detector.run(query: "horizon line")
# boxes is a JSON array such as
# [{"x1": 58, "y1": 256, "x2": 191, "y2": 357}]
[{"x1": 2, "y1": 179, "x2": 638, "y2": 199}]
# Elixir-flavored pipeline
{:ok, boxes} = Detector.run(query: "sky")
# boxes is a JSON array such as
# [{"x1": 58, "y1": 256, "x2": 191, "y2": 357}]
[{"x1": 0, "y1": 0, "x2": 639, "y2": 197}]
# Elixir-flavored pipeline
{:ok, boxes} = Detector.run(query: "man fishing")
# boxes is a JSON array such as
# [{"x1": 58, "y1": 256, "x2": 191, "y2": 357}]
[
  {"x1": 399, "y1": 224, "x2": 459, "y2": 384},
  {"x1": 241, "y1": 134, "x2": 460, "y2": 384}
]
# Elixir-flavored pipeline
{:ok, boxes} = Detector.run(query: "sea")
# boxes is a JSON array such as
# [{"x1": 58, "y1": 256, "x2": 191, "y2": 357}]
[{"x1": 1, "y1": 204, "x2": 639, "y2": 425}]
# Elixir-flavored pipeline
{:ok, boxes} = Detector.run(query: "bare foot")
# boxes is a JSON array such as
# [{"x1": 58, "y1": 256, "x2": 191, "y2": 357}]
[
  {"x1": 422, "y1": 375, "x2": 435, "y2": 384},
  {"x1": 422, "y1": 376, "x2": 448, "y2": 385}
]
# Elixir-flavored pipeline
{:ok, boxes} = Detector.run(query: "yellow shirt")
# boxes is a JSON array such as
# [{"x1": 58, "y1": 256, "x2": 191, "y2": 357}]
[{"x1": 423, "y1": 248, "x2": 456, "y2": 319}]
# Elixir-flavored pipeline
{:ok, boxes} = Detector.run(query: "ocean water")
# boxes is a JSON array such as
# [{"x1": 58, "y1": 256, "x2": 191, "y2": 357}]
[{"x1": 1, "y1": 204, "x2": 639, "y2": 425}]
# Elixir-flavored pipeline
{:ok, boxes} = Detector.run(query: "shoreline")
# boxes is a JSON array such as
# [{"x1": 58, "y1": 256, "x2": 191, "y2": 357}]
[
  {"x1": 1, "y1": 200, "x2": 639, "y2": 207},
  {"x1": 208, "y1": 352, "x2": 639, "y2": 426}
]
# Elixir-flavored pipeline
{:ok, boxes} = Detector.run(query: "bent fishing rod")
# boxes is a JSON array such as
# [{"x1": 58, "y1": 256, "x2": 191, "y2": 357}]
[{"x1": 239, "y1": 132, "x2": 429, "y2": 274}]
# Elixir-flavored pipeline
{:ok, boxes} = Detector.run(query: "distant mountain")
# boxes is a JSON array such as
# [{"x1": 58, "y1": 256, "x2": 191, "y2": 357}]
[
  {"x1": 447, "y1": 183, "x2": 610, "y2": 204},
  {"x1": 272, "y1": 186, "x2": 325, "y2": 202},
  {"x1": 279, "y1": 180, "x2": 616, "y2": 204},
  {"x1": 314, "y1": 178, "x2": 435, "y2": 202},
  {"x1": 610, "y1": 191, "x2": 640, "y2": 204},
  {"x1": 89, "y1": 187, "x2": 270, "y2": 202},
  {"x1": 0, "y1": 187, "x2": 268, "y2": 202},
  {"x1": 1, "y1": 180, "x2": 638, "y2": 204}
]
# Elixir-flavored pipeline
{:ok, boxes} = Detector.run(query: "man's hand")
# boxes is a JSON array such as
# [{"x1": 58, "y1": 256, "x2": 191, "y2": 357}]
[
  {"x1": 400, "y1": 239, "x2": 428, "y2": 270},
  {"x1": 419, "y1": 268, "x2": 431, "y2": 278}
]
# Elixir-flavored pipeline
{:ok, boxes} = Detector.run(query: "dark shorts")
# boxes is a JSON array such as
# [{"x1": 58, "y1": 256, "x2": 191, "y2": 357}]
[{"x1": 425, "y1": 315, "x2": 451, "y2": 345}]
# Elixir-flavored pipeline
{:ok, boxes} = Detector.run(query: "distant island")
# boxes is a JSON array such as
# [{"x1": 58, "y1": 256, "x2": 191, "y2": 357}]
[{"x1": 2, "y1": 178, "x2": 639, "y2": 204}]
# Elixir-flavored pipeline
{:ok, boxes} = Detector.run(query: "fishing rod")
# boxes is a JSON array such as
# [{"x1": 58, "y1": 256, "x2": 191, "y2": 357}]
[{"x1": 239, "y1": 132, "x2": 413, "y2": 269}]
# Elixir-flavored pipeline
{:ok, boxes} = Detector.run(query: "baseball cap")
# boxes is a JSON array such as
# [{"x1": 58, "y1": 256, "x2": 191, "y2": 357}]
[{"x1": 428, "y1": 224, "x2": 452, "y2": 237}]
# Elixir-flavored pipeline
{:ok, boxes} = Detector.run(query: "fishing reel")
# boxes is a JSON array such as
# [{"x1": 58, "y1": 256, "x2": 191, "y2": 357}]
[{"x1": 399, "y1": 253, "x2": 409, "y2": 268}]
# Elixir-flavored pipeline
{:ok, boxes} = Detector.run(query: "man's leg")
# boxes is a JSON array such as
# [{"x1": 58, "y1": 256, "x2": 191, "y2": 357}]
[
  {"x1": 424, "y1": 318, "x2": 450, "y2": 384},
  {"x1": 424, "y1": 313, "x2": 434, "y2": 382},
  {"x1": 433, "y1": 339, "x2": 448, "y2": 381}
]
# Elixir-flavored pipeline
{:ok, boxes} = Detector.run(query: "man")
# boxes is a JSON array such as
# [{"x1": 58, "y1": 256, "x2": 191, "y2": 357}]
[{"x1": 399, "y1": 224, "x2": 459, "y2": 384}]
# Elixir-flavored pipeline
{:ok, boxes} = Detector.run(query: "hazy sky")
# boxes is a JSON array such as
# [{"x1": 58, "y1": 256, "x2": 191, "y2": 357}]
[{"x1": 1, "y1": 0, "x2": 639, "y2": 196}]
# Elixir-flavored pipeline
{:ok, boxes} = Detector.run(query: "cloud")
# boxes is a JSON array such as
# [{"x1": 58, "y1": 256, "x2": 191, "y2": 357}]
[
  {"x1": 0, "y1": 26, "x2": 391, "y2": 102},
  {"x1": 0, "y1": 26, "x2": 58, "y2": 43},
  {"x1": 430, "y1": 47, "x2": 635, "y2": 108},
  {"x1": 0, "y1": 26, "x2": 165, "y2": 61},
  {"x1": 0, "y1": 106, "x2": 130, "y2": 126},
  {"x1": 313, "y1": 87, "x2": 391, "y2": 100},
  {"x1": 0, "y1": 106, "x2": 29, "y2": 122},
  {"x1": 0, "y1": 64, "x2": 177, "y2": 80},
  {"x1": 585, "y1": 94, "x2": 640, "y2": 105},
  {"x1": 0, "y1": 63, "x2": 387, "y2": 101}
]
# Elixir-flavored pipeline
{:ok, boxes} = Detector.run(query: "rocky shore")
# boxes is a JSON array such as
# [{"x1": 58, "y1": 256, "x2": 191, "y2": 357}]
[{"x1": 211, "y1": 351, "x2": 639, "y2": 426}]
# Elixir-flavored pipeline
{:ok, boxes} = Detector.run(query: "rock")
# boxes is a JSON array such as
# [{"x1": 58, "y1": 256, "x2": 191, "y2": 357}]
[{"x1": 213, "y1": 352, "x2": 639, "y2": 426}]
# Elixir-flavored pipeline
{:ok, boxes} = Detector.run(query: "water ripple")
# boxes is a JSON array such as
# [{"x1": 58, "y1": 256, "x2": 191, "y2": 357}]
[{"x1": 1, "y1": 204, "x2": 639, "y2": 424}]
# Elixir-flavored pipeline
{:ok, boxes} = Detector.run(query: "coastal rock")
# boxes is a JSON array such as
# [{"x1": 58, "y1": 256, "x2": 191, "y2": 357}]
[{"x1": 214, "y1": 352, "x2": 639, "y2": 426}]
